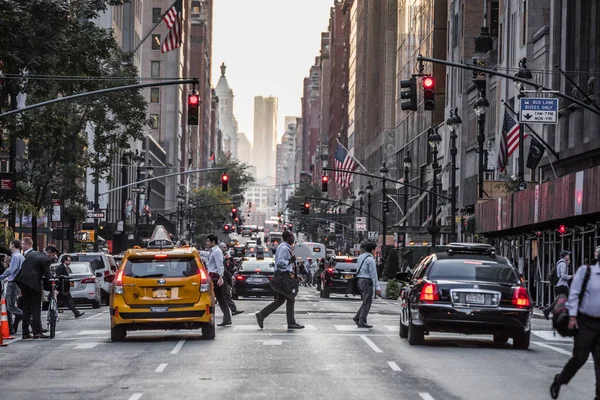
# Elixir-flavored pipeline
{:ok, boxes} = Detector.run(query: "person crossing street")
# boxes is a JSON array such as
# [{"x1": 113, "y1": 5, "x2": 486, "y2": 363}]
[
  {"x1": 0, "y1": 239, "x2": 25, "y2": 335},
  {"x1": 54, "y1": 255, "x2": 85, "y2": 319},
  {"x1": 353, "y1": 242, "x2": 381, "y2": 328},
  {"x1": 200, "y1": 235, "x2": 233, "y2": 327},
  {"x1": 218, "y1": 242, "x2": 243, "y2": 317}
]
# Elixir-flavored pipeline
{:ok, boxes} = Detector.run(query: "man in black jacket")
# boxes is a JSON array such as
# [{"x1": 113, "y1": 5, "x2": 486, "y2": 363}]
[
  {"x1": 55, "y1": 255, "x2": 85, "y2": 318},
  {"x1": 15, "y1": 239, "x2": 56, "y2": 339}
]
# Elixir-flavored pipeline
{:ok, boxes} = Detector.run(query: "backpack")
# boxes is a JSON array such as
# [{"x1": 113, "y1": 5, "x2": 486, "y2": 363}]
[
  {"x1": 553, "y1": 265, "x2": 592, "y2": 337},
  {"x1": 548, "y1": 260, "x2": 565, "y2": 286}
]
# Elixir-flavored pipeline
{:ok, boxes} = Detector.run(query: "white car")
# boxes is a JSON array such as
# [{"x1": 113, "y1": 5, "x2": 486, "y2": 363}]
[
  {"x1": 43, "y1": 262, "x2": 102, "y2": 309},
  {"x1": 58, "y1": 253, "x2": 118, "y2": 305}
]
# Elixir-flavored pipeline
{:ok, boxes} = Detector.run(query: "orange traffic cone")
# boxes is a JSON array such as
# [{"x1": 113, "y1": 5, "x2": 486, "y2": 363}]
[{"x1": 1, "y1": 297, "x2": 14, "y2": 341}]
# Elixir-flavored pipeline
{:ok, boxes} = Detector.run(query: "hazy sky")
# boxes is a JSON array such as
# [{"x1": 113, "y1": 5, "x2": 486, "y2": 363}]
[{"x1": 211, "y1": 0, "x2": 333, "y2": 145}]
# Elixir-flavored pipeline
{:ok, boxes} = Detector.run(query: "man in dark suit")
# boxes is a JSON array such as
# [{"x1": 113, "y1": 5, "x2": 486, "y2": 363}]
[
  {"x1": 55, "y1": 255, "x2": 85, "y2": 318},
  {"x1": 15, "y1": 238, "x2": 56, "y2": 339}
]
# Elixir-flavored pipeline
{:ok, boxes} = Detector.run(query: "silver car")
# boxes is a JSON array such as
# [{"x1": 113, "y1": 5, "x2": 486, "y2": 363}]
[{"x1": 43, "y1": 262, "x2": 102, "y2": 309}]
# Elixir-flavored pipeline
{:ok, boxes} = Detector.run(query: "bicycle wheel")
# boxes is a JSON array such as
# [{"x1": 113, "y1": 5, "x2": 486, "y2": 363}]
[{"x1": 48, "y1": 301, "x2": 56, "y2": 338}]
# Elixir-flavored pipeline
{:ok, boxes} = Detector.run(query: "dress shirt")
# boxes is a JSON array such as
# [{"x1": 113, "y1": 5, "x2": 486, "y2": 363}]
[
  {"x1": 200, "y1": 246, "x2": 224, "y2": 276},
  {"x1": 567, "y1": 263, "x2": 600, "y2": 318},
  {"x1": 0, "y1": 250, "x2": 25, "y2": 282},
  {"x1": 355, "y1": 253, "x2": 380, "y2": 291},
  {"x1": 274, "y1": 242, "x2": 294, "y2": 273}
]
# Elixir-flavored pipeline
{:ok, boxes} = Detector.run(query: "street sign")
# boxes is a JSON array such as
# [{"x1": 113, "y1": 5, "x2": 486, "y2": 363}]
[
  {"x1": 355, "y1": 217, "x2": 367, "y2": 231},
  {"x1": 89, "y1": 212, "x2": 105, "y2": 219},
  {"x1": 116, "y1": 220, "x2": 124, "y2": 233},
  {"x1": 131, "y1": 188, "x2": 144, "y2": 193},
  {"x1": 368, "y1": 231, "x2": 378, "y2": 240},
  {"x1": 329, "y1": 222, "x2": 335, "y2": 233},
  {"x1": 519, "y1": 98, "x2": 559, "y2": 124},
  {"x1": 52, "y1": 199, "x2": 61, "y2": 222}
]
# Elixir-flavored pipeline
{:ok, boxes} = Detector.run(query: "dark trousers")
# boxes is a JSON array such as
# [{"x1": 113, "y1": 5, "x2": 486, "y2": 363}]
[
  {"x1": 260, "y1": 292, "x2": 296, "y2": 325},
  {"x1": 558, "y1": 314, "x2": 600, "y2": 397},
  {"x1": 58, "y1": 293, "x2": 79, "y2": 317},
  {"x1": 214, "y1": 280, "x2": 232, "y2": 324},
  {"x1": 20, "y1": 285, "x2": 43, "y2": 336},
  {"x1": 221, "y1": 280, "x2": 238, "y2": 314},
  {"x1": 546, "y1": 285, "x2": 569, "y2": 312},
  {"x1": 354, "y1": 278, "x2": 373, "y2": 324},
  {"x1": 5, "y1": 282, "x2": 23, "y2": 333}
]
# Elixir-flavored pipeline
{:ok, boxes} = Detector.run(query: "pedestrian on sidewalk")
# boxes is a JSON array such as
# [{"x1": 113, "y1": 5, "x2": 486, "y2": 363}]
[
  {"x1": 256, "y1": 230, "x2": 304, "y2": 330},
  {"x1": 550, "y1": 246, "x2": 600, "y2": 399},
  {"x1": 199, "y1": 236, "x2": 232, "y2": 327},
  {"x1": 218, "y1": 242, "x2": 243, "y2": 318},
  {"x1": 544, "y1": 250, "x2": 572, "y2": 320},
  {"x1": 0, "y1": 239, "x2": 25, "y2": 334},
  {"x1": 353, "y1": 242, "x2": 381, "y2": 328},
  {"x1": 54, "y1": 255, "x2": 85, "y2": 319}
]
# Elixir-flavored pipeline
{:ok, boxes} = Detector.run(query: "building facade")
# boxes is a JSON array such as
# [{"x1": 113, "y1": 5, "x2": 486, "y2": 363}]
[
  {"x1": 252, "y1": 96, "x2": 278, "y2": 179},
  {"x1": 214, "y1": 63, "x2": 238, "y2": 158}
]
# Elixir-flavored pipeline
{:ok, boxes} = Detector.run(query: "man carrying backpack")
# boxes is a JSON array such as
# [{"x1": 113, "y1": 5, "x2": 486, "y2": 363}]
[
  {"x1": 550, "y1": 246, "x2": 600, "y2": 399},
  {"x1": 544, "y1": 250, "x2": 573, "y2": 320}
]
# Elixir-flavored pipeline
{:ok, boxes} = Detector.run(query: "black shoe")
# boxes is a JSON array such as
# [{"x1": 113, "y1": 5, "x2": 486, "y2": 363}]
[
  {"x1": 255, "y1": 313, "x2": 264, "y2": 329},
  {"x1": 232, "y1": 310, "x2": 244, "y2": 316},
  {"x1": 358, "y1": 323, "x2": 373, "y2": 328},
  {"x1": 550, "y1": 374, "x2": 561, "y2": 399},
  {"x1": 287, "y1": 323, "x2": 304, "y2": 329},
  {"x1": 75, "y1": 312, "x2": 85, "y2": 318},
  {"x1": 217, "y1": 321, "x2": 232, "y2": 327},
  {"x1": 22, "y1": 334, "x2": 33, "y2": 340},
  {"x1": 543, "y1": 308, "x2": 550, "y2": 321},
  {"x1": 41, "y1": 328, "x2": 48, "y2": 333},
  {"x1": 34, "y1": 333, "x2": 50, "y2": 339},
  {"x1": 353, "y1": 317, "x2": 359, "y2": 326}
]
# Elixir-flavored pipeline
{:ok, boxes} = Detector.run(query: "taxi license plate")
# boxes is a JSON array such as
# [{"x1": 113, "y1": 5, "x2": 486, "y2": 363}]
[
  {"x1": 153, "y1": 289, "x2": 170, "y2": 298},
  {"x1": 344, "y1": 275, "x2": 353, "y2": 279},
  {"x1": 70, "y1": 281, "x2": 75, "y2": 287},
  {"x1": 466, "y1": 293, "x2": 485, "y2": 304}
]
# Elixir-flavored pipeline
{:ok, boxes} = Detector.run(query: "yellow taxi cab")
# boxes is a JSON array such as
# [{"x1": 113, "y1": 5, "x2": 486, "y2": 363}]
[{"x1": 106, "y1": 225, "x2": 215, "y2": 342}]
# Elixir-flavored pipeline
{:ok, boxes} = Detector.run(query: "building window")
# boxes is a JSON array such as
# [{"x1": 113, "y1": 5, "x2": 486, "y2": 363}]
[
  {"x1": 152, "y1": 34, "x2": 161, "y2": 51},
  {"x1": 151, "y1": 61, "x2": 160, "y2": 77},
  {"x1": 150, "y1": 88, "x2": 160, "y2": 103},
  {"x1": 152, "y1": 8, "x2": 162, "y2": 23},
  {"x1": 150, "y1": 114, "x2": 159, "y2": 129}
]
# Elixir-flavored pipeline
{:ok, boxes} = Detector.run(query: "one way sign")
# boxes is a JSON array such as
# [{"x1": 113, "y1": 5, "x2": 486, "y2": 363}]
[{"x1": 519, "y1": 98, "x2": 558, "y2": 124}]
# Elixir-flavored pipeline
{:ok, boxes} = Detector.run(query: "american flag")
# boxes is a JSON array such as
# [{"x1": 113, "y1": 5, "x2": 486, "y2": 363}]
[
  {"x1": 497, "y1": 110, "x2": 527, "y2": 172},
  {"x1": 161, "y1": 0, "x2": 183, "y2": 53},
  {"x1": 334, "y1": 142, "x2": 356, "y2": 189}
]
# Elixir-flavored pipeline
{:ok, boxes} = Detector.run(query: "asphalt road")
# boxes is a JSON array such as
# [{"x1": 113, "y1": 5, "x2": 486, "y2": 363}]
[{"x1": 1, "y1": 287, "x2": 595, "y2": 400}]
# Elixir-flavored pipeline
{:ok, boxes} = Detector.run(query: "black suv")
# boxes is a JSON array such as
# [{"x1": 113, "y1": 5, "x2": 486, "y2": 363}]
[{"x1": 397, "y1": 243, "x2": 533, "y2": 349}]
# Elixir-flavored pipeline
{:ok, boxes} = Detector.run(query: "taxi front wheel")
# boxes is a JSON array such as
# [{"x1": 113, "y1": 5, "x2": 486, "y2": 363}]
[{"x1": 111, "y1": 326, "x2": 127, "y2": 342}]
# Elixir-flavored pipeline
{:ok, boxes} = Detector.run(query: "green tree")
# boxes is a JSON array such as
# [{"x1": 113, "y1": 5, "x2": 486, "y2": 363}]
[
  {"x1": 189, "y1": 187, "x2": 234, "y2": 234},
  {"x1": 286, "y1": 182, "x2": 326, "y2": 239},
  {"x1": 0, "y1": 0, "x2": 148, "y2": 246},
  {"x1": 205, "y1": 155, "x2": 255, "y2": 202}
]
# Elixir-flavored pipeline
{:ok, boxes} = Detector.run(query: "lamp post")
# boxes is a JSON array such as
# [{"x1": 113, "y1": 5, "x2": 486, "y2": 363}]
[
  {"x1": 120, "y1": 150, "x2": 133, "y2": 252},
  {"x1": 145, "y1": 160, "x2": 154, "y2": 224},
  {"x1": 474, "y1": 94, "x2": 489, "y2": 199},
  {"x1": 358, "y1": 185, "x2": 365, "y2": 215},
  {"x1": 427, "y1": 127, "x2": 442, "y2": 247},
  {"x1": 380, "y1": 162, "x2": 389, "y2": 253},
  {"x1": 403, "y1": 151, "x2": 412, "y2": 247},
  {"x1": 130, "y1": 150, "x2": 146, "y2": 241},
  {"x1": 515, "y1": 57, "x2": 533, "y2": 191},
  {"x1": 177, "y1": 188, "x2": 186, "y2": 237},
  {"x1": 446, "y1": 108, "x2": 462, "y2": 242},
  {"x1": 366, "y1": 180, "x2": 373, "y2": 233}
]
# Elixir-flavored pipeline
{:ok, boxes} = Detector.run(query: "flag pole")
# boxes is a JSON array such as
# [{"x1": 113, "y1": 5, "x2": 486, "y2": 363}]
[
  {"x1": 130, "y1": 0, "x2": 179, "y2": 56},
  {"x1": 336, "y1": 138, "x2": 369, "y2": 173}
]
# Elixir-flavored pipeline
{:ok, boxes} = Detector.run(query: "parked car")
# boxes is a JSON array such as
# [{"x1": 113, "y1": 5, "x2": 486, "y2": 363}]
[
  {"x1": 59, "y1": 252, "x2": 119, "y2": 305},
  {"x1": 397, "y1": 243, "x2": 533, "y2": 348}
]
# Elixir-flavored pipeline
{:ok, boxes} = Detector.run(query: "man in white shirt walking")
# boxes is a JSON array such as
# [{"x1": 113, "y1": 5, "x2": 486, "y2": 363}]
[
  {"x1": 200, "y1": 235, "x2": 232, "y2": 326},
  {"x1": 353, "y1": 242, "x2": 381, "y2": 328}
]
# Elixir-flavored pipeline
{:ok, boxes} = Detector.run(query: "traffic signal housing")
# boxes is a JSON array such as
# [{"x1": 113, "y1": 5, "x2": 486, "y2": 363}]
[
  {"x1": 302, "y1": 202, "x2": 310, "y2": 215},
  {"x1": 321, "y1": 175, "x2": 329, "y2": 192},
  {"x1": 423, "y1": 76, "x2": 435, "y2": 110},
  {"x1": 231, "y1": 207, "x2": 237, "y2": 219},
  {"x1": 187, "y1": 94, "x2": 200, "y2": 125},
  {"x1": 221, "y1": 173, "x2": 229, "y2": 191},
  {"x1": 400, "y1": 77, "x2": 418, "y2": 111},
  {"x1": 382, "y1": 200, "x2": 389, "y2": 213},
  {"x1": 558, "y1": 225, "x2": 567, "y2": 235}
]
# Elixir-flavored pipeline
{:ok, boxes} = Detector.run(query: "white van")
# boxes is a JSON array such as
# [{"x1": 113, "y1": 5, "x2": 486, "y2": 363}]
[{"x1": 293, "y1": 242, "x2": 326, "y2": 262}]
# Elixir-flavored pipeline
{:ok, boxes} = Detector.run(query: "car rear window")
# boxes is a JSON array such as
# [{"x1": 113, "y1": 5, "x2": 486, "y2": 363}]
[
  {"x1": 68, "y1": 255, "x2": 104, "y2": 271},
  {"x1": 428, "y1": 259, "x2": 519, "y2": 284},
  {"x1": 240, "y1": 262, "x2": 274, "y2": 272},
  {"x1": 124, "y1": 258, "x2": 200, "y2": 278},
  {"x1": 69, "y1": 263, "x2": 91, "y2": 274}
]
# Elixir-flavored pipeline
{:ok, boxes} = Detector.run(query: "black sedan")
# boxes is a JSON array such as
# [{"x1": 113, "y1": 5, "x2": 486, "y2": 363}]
[
  {"x1": 320, "y1": 256, "x2": 358, "y2": 298},
  {"x1": 397, "y1": 243, "x2": 533, "y2": 349},
  {"x1": 232, "y1": 260, "x2": 276, "y2": 299}
]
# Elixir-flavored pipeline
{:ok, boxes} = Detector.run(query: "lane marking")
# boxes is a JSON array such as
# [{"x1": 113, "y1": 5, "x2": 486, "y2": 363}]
[
  {"x1": 335, "y1": 325, "x2": 369, "y2": 332},
  {"x1": 531, "y1": 330, "x2": 573, "y2": 342},
  {"x1": 385, "y1": 326, "x2": 400, "y2": 332},
  {"x1": 86, "y1": 313, "x2": 107, "y2": 320},
  {"x1": 128, "y1": 394, "x2": 143, "y2": 400},
  {"x1": 170, "y1": 339, "x2": 186, "y2": 354},
  {"x1": 359, "y1": 335, "x2": 383, "y2": 353},
  {"x1": 533, "y1": 341, "x2": 593, "y2": 362},
  {"x1": 155, "y1": 363, "x2": 168, "y2": 373},
  {"x1": 233, "y1": 325, "x2": 263, "y2": 330},
  {"x1": 261, "y1": 339, "x2": 286, "y2": 345},
  {"x1": 76, "y1": 330, "x2": 109, "y2": 335},
  {"x1": 387, "y1": 361, "x2": 402, "y2": 371},
  {"x1": 283, "y1": 324, "x2": 317, "y2": 331},
  {"x1": 74, "y1": 342, "x2": 99, "y2": 349},
  {"x1": 419, "y1": 393, "x2": 435, "y2": 400}
]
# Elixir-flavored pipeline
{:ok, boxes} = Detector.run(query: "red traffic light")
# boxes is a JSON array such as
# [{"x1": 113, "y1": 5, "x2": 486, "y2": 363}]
[
  {"x1": 558, "y1": 225, "x2": 567, "y2": 234},
  {"x1": 423, "y1": 77, "x2": 434, "y2": 89},
  {"x1": 304, "y1": 202, "x2": 309, "y2": 209},
  {"x1": 188, "y1": 94, "x2": 199, "y2": 106},
  {"x1": 322, "y1": 175, "x2": 328, "y2": 183},
  {"x1": 222, "y1": 174, "x2": 229, "y2": 182},
  {"x1": 232, "y1": 207, "x2": 237, "y2": 213}
]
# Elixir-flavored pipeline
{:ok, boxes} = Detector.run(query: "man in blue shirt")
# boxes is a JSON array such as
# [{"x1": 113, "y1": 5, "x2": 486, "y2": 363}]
[
  {"x1": 200, "y1": 235, "x2": 232, "y2": 327},
  {"x1": 544, "y1": 250, "x2": 572, "y2": 319},
  {"x1": 256, "y1": 230, "x2": 304, "y2": 329},
  {"x1": 353, "y1": 242, "x2": 381, "y2": 328},
  {"x1": 0, "y1": 239, "x2": 25, "y2": 334}
]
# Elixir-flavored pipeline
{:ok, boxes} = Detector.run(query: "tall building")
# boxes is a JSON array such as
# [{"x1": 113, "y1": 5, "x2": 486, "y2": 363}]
[
  {"x1": 252, "y1": 96, "x2": 278, "y2": 178},
  {"x1": 276, "y1": 121, "x2": 297, "y2": 210},
  {"x1": 214, "y1": 63, "x2": 238, "y2": 158},
  {"x1": 300, "y1": 61, "x2": 321, "y2": 178},
  {"x1": 237, "y1": 132, "x2": 252, "y2": 165},
  {"x1": 316, "y1": 32, "x2": 331, "y2": 176}
]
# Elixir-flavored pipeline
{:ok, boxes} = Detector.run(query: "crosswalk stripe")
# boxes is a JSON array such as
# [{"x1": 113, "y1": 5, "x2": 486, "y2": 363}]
[
  {"x1": 531, "y1": 330, "x2": 573, "y2": 342},
  {"x1": 335, "y1": 325, "x2": 370, "y2": 332},
  {"x1": 385, "y1": 326, "x2": 399, "y2": 332}
]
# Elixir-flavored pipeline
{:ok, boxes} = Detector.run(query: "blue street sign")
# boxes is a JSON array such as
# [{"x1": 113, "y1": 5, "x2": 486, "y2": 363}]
[{"x1": 519, "y1": 98, "x2": 559, "y2": 124}]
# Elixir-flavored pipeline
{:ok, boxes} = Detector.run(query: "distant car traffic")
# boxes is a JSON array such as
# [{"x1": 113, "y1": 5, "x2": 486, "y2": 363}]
[
  {"x1": 320, "y1": 256, "x2": 359, "y2": 298},
  {"x1": 397, "y1": 243, "x2": 533, "y2": 348},
  {"x1": 232, "y1": 259, "x2": 276, "y2": 299}
]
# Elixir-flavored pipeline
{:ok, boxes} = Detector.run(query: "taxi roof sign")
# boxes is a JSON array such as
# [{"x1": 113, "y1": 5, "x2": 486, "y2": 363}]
[{"x1": 146, "y1": 225, "x2": 175, "y2": 249}]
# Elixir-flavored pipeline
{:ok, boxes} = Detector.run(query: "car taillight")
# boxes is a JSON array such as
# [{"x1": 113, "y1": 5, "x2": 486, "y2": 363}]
[
  {"x1": 81, "y1": 277, "x2": 95, "y2": 284},
  {"x1": 326, "y1": 268, "x2": 334, "y2": 274},
  {"x1": 512, "y1": 286, "x2": 530, "y2": 308},
  {"x1": 419, "y1": 282, "x2": 440, "y2": 302},
  {"x1": 114, "y1": 270, "x2": 124, "y2": 295},
  {"x1": 199, "y1": 268, "x2": 210, "y2": 292},
  {"x1": 154, "y1": 254, "x2": 168, "y2": 259},
  {"x1": 104, "y1": 270, "x2": 110, "y2": 276},
  {"x1": 235, "y1": 275, "x2": 247, "y2": 281}
]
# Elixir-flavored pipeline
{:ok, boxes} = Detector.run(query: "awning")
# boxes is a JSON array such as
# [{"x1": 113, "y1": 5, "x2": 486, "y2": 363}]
[{"x1": 394, "y1": 190, "x2": 428, "y2": 227}]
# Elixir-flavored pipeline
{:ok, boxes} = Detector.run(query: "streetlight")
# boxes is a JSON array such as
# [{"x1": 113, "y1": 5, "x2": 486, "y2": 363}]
[
  {"x1": 379, "y1": 162, "x2": 388, "y2": 254},
  {"x1": 515, "y1": 57, "x2": 532, "y2": 191},
  {"x1": 366, "y1": 180, "x2": 373, "y2": 233},
  {"x1": 427, "y1": 127, "x2": 442, "y2": 247},
  {"x1": 474, "y1": 93, "x2": 489, "y2": 199},
  {"x1": 446, "y1": 108, "x2": 462, "y2": 242},
  {"x1": 402, "y1": 151, "x2": 412, "y2": 247}
]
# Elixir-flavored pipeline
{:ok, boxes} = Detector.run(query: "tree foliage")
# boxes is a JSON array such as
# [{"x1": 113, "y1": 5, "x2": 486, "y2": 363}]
[
  {"x1": 0, "y1": 0, "x2": 148, "y2": 237},
  {"x1": 189, "y1": 187, "x2": 233, "y2": 233},
  {"x1": 285, "y1": 182, "x2": 327, "y2": 239}
]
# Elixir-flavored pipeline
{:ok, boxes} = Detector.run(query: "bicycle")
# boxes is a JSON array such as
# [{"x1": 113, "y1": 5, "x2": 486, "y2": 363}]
[{"x1": 46, "y1": 276, "x2": 60, "y2": 339}]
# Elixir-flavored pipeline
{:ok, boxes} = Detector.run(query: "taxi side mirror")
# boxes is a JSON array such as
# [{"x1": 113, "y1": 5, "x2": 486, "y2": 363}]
[
  {"x1": 396, "y1": 272, "x2": 410, "y2": 282},
  {"x1": 104, "y1": 275, "x2": 115, "y2": 283}
]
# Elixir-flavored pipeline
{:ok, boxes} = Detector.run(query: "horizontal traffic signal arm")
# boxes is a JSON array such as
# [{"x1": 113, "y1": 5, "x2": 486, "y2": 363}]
[
  {"x1": 161, "y1": 202, "x2": 235, "y2": 217},
  {"x1": 302, "y1": 196, "x2": 383, "y2": 224}
]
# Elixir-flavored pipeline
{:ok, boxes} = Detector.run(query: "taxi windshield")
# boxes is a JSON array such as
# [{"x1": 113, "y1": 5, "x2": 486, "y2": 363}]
[{"x1": 124, "y1": 258, "x2": 200, "y2": 278}]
